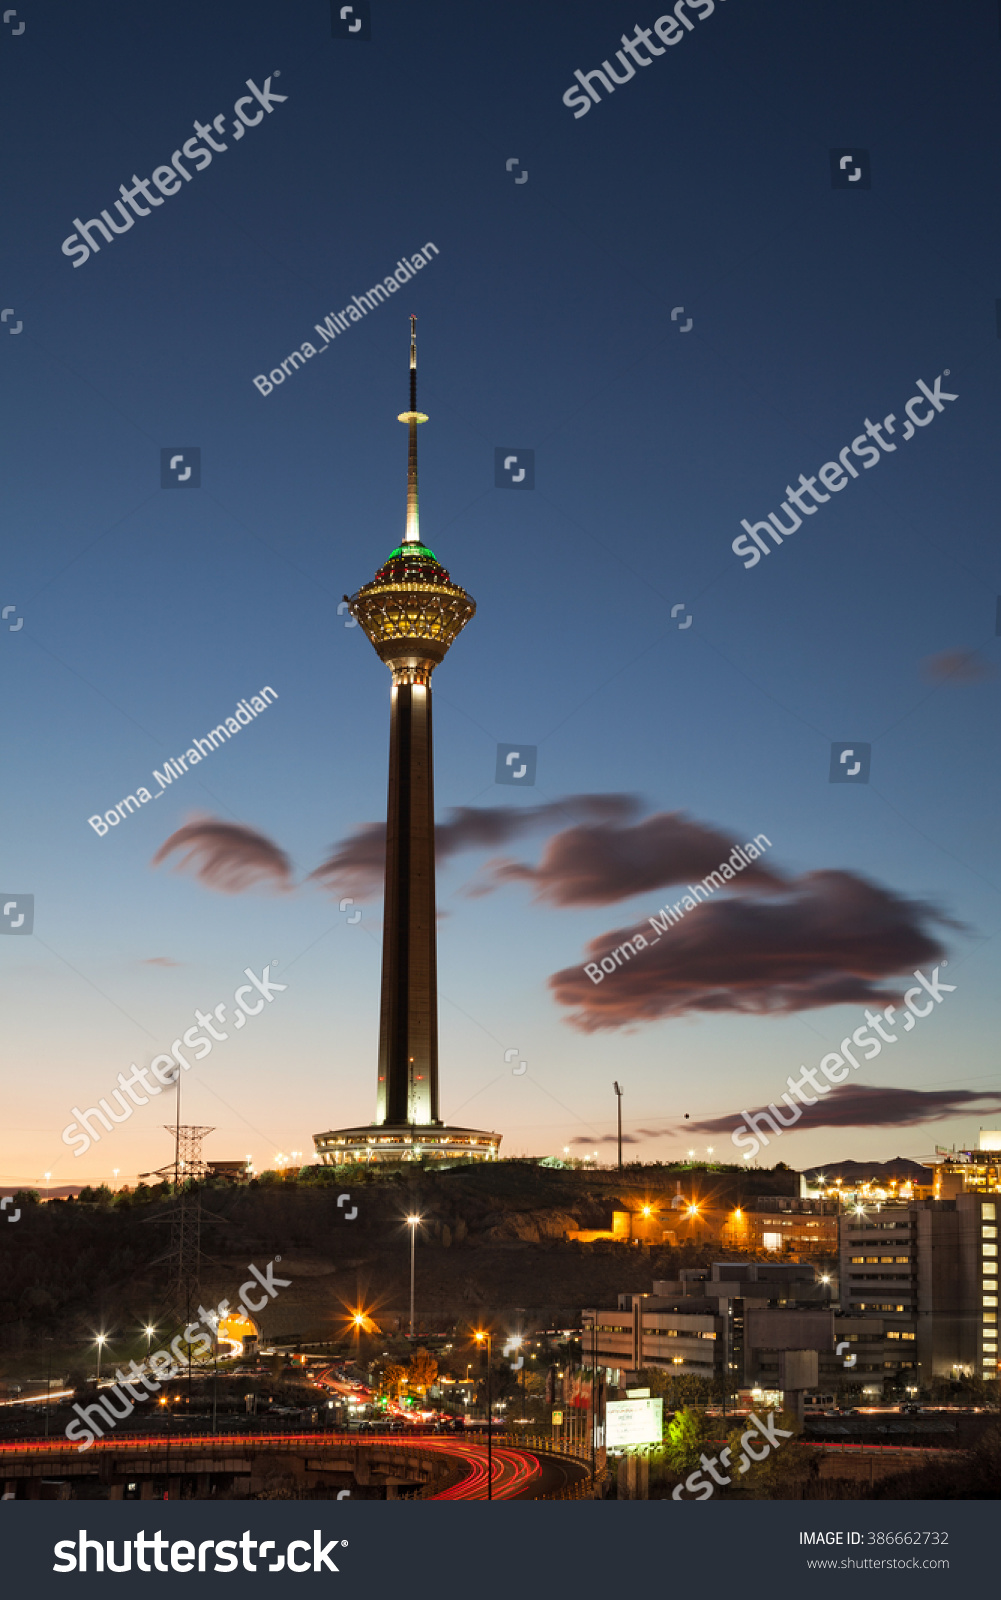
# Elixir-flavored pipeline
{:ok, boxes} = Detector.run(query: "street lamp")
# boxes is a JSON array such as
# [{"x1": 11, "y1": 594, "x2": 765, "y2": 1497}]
[
  {"x1": 144, "y1": 1323, "x2": 157, "y2": 1355},
  {"x1": 510, "y1": 1335, "x2": 528, "y2": 1421},
  {"x1": 474, "y1": 1331, "x2": 494, "y2": 1500},
  {"x1": 406, "y1": 1215, "x2": 421, "y2": 1336},
  {"x1": 613, "y1": 1082, "x2": 623, "y2": 1172},
  {"x1": 95, "y1": 1334, "x2": 107, "y2": 1386}
]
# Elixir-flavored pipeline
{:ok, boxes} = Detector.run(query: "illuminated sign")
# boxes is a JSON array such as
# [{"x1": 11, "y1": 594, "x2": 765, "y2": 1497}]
[
  {"x1": 605, "y1": 1397, "x2": 662, "y2": 1448},
  {"x1": 551, "y1": 1410, "x2": 563, "y2": 1425}
]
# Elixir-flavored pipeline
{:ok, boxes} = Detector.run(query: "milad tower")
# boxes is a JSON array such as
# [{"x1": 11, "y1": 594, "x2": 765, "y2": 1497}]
[{"x1": 313, "y1": 320, "x2": 501, "y2": 1165}]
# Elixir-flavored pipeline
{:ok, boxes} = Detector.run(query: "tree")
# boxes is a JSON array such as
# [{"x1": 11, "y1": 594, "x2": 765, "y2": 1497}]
[
  {"x1": 724, "y1": 1409, "x2": 816, "y2": 1498},
  {"x1": 665, "y1": 1405, "x2": 710, "y2": 1475},
  {"x1": 382, "y1": 1362, "x2": 407, "y2": 1399},
  {"x1": 636, "y1": 1368, "x2": 714, "y2": 1411},
  {"x1": 408, "y1": 1347, "x2": 438, "y2": 1395}
]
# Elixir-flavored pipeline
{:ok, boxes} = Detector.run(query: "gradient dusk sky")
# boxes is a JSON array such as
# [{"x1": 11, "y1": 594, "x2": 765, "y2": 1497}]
[{"x1": 3, "y1": 0, "x2": 1001, "y2": 1188}]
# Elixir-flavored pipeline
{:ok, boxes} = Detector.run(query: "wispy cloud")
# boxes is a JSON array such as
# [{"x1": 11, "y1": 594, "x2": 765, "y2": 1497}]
[
  {"x1": 922, "y1": 649, "x2": 995, "y2": 684},
  {"x1": 152, "y1": 816, "x2": 293, "y2": 894},
  {"x1": 686, "y1": 1083, "x2": 1001, "y2": 1134},
  {"x1": 489, "y1": 811, "x2": 785, "y2": 906},
  {"x1": 550, "y1": 872, "x2": 956, "y2": 1029}
]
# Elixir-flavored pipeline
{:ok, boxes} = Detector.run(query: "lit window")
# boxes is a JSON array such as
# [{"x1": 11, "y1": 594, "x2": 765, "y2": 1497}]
[
  {"x1": 984, "y1": 1227, "x2": 997, "y2": 1239},
  {"x1": 895, "y1": 1257, "x2": 910, "y2": 1264},
  {"x1": 984, "y1": 1244, "x2": 998, "y2": 1258},
  {"x1": 985, "y1": 1296, "x2": 998, "y2": 1308},
  {"x1": 886, "y1": 1331, "x2": 900, "y2": 1340},
  {"x1": 850, "y1": 1257, "x2": 865, "y2": 1264},
  {"x1": 983, "y1": 1204, "x2": 997, "y2": 1221}
]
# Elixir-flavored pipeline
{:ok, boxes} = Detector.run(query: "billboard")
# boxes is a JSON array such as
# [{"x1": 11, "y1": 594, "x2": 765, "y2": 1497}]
[{"x1": 605, "y1": 1397, "x2": 663, "y2": 1448}]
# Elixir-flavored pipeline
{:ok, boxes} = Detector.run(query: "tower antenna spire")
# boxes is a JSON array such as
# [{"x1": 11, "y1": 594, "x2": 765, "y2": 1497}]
[{"x1": 398, "y1": 313, "x2": 428, "y2": 544}]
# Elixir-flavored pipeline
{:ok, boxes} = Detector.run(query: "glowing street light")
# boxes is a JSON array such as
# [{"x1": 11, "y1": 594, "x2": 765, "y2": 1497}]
[
  {"x1": 144, "y1": 1323, "x2": 157, "y2": 1354},
  {"x1": 94, "y1": 1333, "x2": 108, "y2": 1386},
  {"x1": 474, "y1": 1331, "x2": 494, "y2": 1500}
]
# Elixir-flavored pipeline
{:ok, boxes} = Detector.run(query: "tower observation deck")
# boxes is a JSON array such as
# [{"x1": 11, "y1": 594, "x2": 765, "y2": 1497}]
[{"x1": 313, "y1": 321, "x2": 501, "y2": 1166}]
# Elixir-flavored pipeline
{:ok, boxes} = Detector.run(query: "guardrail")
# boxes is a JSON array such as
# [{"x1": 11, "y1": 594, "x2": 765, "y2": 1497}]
[{"x1": 511, "y1": 1434, "x2": 608, "y2": 1500}]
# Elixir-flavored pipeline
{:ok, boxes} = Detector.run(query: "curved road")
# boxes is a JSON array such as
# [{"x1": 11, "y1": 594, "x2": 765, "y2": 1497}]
[{"x1": 0, "y1": 1430, "x2": 584, "y2": 1501}]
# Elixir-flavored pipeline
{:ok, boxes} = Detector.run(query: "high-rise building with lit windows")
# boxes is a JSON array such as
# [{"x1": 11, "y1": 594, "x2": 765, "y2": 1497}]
[
  {"x1": 838, "y1": 1181, "x2": 1000, "y2": 1392},
  {"x1": 313, "y1": 321, "x2": 501, "y2": 1166}
]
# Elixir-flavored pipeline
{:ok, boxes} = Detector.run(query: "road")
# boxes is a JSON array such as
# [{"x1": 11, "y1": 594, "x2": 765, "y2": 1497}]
[{"x1": 0, "y1": 1430, "x2": 585, "y2": 1501}]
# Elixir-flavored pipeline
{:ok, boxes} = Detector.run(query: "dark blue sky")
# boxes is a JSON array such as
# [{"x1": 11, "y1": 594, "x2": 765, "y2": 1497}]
[{"x1": 3, "y1": 0, "x2": 1001, "y2": 1186}]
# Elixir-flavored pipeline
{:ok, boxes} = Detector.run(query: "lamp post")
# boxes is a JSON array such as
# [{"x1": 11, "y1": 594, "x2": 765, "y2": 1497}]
[
  {"x1": 613, "y1": 1082, "x2": 623, "y2": 1172},
  {"x1": 42, "y1": 1338, "x2": 54, "y2": 1439},
  {"x1": 95, "y1": 1334, "x2": 107, "y2": 1386},
  {"x1": 144, "y1": 1323, "x2": 157, "y2": 1356},
  {"x1": 509, "y1": 1335, "x2": 527, "y2": 1422},
  {"x1": 474, "y1": 1331, "x2": 493, "y2": 1500},
  {"x1": 406, "y1": 1215, "x2": 421, "y2": 1336}
]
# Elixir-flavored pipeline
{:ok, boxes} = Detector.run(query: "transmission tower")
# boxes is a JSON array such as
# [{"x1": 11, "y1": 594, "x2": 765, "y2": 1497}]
[{"x1": 139, "y1": 1120, "x2": 215, "y2": 1307}]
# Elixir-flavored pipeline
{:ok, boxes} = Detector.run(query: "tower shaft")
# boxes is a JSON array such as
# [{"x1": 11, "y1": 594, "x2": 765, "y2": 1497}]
[{"x1": 377, "y1": 680, "x2": 439, "y2": 1125}]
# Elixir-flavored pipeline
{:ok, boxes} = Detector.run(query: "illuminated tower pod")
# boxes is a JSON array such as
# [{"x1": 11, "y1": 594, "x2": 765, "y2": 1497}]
[{"x1": 313, "y1": 320, "x2": 501, "y2": 1166}]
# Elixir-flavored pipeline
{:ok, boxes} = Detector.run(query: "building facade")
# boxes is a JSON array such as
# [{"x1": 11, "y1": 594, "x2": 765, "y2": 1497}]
[{"x1": 838, "y1": 1191, "x2": 998, "y2": 1390}]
